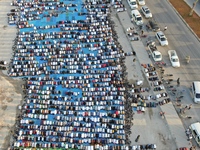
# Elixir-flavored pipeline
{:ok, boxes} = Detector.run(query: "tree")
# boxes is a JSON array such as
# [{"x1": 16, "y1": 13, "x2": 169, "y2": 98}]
[{"x1": 189, "y1": 0, "x2": 199, "y2": 16}]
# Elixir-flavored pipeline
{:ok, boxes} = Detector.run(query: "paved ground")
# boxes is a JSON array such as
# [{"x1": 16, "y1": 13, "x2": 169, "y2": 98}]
[{"x1": 111, "y1": 7, "x2": 191, "y2": 149}]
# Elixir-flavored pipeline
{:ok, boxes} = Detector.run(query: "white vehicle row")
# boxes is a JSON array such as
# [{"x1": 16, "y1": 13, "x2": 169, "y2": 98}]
[
  {"x1": 127, "y1": 0, "x2": 145, "y2": 8},
  {"x1": 127, "y1": 0, "x2": 180, "y2": 67},
  {"x1": 128, "y1": 0, "x2": 151, "y2": 26},
  {"x1": 127, "y1": 0, "x2": 138, "y2": 9}
]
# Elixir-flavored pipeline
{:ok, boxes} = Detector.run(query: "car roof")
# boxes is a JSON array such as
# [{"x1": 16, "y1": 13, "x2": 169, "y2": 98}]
[
  {"x1": 193, "y1": 82, "x2": 200, "y2": 93},
  {"x1": 157, "y1": 31, "x2": 164, "y2": 35},
  {"x1": 169, "y1": 50, "x2": 177, "y2": 54},
  {"x1": 169, "y1": 50, "x2": 177, "y2": 53},
  {"x1": 171, "y1": 55, "x2": 179, "y2": 59},
  {"x1": 131, "y1": 10, "x2": 142, "y2": 17},
  {"x1": 154, "y1": 51, "x2": 161, "y2": 55},
  {"x1": 142, "y1": 5, "x2": 148, "y2": 9},
  {"x1": 169, "y1": 50, "x2": 178, "y2": 57},
  {"x1": 191, "y1": 122, "x2": 200, "y2": 135},
  {"x1": 131, "y1": 9, "x2": 140, "y2": 14}
]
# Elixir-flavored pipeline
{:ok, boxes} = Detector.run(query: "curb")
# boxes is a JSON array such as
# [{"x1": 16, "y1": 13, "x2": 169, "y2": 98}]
[{"x1": 166, "y1": 0, "x2": 200, "y2": 42}]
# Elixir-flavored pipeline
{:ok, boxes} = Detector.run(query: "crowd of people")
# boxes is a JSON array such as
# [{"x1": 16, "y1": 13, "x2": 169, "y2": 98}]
[
  {"x1": 5, "y1": 0, "x2": 161, "y2": 149},
  {"x1": 9, "y1": 0, "x2": 132, "y2": 149}
]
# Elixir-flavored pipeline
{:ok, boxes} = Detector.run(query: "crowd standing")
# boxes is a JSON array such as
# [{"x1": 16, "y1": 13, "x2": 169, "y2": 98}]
[{"x1": 6, "y1": 0, "x2": 160, "y2": 149}]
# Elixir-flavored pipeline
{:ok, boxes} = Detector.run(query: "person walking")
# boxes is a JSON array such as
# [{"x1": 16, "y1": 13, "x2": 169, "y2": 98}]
[
  {"x1": 183, "y1": 107, "x2": 187, "y2": 114},
  {"x1": 160, "y1": 111, "x2": 163, "y2": 116},
  {"x1": 188, "y1": 104, "x2": 192, "y2": 110},
  {"x1": 164, "y1": 25, "x2": 167, "y2": 31},
  {"x1": 177, "y1": 78, "x2": 180, "y2": 86},
  {"x1": 135, "y1": 135, "x2": 140, "y2": 142},
  {"x1": 141, "y1": 30, "x2": 144, "y2": 36}
]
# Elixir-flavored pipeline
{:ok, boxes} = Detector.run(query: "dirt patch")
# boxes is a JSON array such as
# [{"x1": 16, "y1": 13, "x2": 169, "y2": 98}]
[
  {"x1": 169, "y1": 0, "x2": 200, "y2": 38},
  {"x1": 0, "y1": 71, "x2": 24, "y2": 149},
  {"x1": 2, "y1": 135, "x2": 11, "y2": 149},
  {"x1": 0, "y1": 95, "x2": 6, "y2": 101},
  {"x1": 6, "y1": 97, "x2": 13, "y2": 102},
  {"x1": 0, "y1": 71, "x2": 24, "y2": 95},
  {"x1": 1, "y1": 105, "x2": 7, "y2": 110}
]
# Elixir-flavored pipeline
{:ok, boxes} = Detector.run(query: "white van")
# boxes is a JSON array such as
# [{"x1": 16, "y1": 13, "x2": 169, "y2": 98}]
[
  {"x1": 192, "y1": 81, "x2": 200, "y2": 103},
  {"x1": 189, "y1": 122, "x2": 200, "y2": 146},
  {"x1": 131, "y1": 10, "x2": 143, "y2": 26}
]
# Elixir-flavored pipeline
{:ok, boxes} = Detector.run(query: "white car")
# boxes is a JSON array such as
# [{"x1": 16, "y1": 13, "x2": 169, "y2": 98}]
[
  {"x1": 127, "y1": 0, "x2": 138, "y2": 9},
  {"x1": 168, "y1": 50, "x2": 180, "y2": 67},
  {"x1": 131, "y1": 10, "x2": 143, "y2": 26},
  {"x1": 136, "y1": 0, "x2": 145, "y2": 5},
  {"x1": 155, "y1": 31, "x2": 168, "y2": 46},
  {"x1": 141, "y1": 6, "x2": 152, "y2": 18}
]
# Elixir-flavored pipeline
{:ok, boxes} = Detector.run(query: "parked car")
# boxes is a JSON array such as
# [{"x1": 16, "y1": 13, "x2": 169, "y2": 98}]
[
  {"x1": 148, "y1": 19, "x2": 160, "y2": 31},
  {"x1": 141, "y1": 5, "x2": 152, "y2": 18},
  {"x1": 131, "y1": 10, "x2": 143, "y2": 26},
  {"x1": 147, "y1": 41, "x2": 162, "y2": 62},
  {"x1": 136, "y1": 0, "x2": 145, "y2": 5},
  {"x1": 155, "y1": 31, "x2": 168, "y2": 46},
  {"x1": 191, "y1": 81, "x2": 200, "y2": 103},
  {"x1": 168, "y1": 50, "x2": 180, "y2": 67},
  {"x1": 127, "y1": 0, "x2": 138, "y2": 9}
]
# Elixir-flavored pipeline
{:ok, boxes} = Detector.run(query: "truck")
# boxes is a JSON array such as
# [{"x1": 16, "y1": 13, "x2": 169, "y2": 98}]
[
  {"x1": 189, "y1": 122, "x2": 200, "y2": 147},
  {"x1": 147, "y1": 41, "x2": 162, "y2": 62}
]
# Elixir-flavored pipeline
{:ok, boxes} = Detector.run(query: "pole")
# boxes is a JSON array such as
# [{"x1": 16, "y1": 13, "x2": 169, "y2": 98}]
[{"x1": 189, "y1": 0, "x2": 199, "y2": 16}]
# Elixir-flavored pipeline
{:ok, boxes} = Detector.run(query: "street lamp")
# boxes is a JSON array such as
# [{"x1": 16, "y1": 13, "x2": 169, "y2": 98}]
[{"x1": 189, "y1": 0, "x2": 199, "y2": 16}]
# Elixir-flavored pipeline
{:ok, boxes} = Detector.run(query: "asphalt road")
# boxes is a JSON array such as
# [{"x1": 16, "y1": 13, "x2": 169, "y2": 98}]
[
  {"x1": 122, "y1": 0, "x2": 200, "y2": 147},
  {"x1": 146, "y1": 0, "x2": 200, "y2": 82},
  {"x1": 145, "y1": 0, "x2": 200, "y2": 131}
]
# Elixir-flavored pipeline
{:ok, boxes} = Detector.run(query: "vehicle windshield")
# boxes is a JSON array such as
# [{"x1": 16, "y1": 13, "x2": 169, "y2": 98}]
[
  {"x1": 130, "y1": 2, "x2": 136, "y2": 5},
  {"x1": 196, "y1": 93, "x2": 200, "y2": 98},
  {"x1": 145, "y1": 10, "x2": 150, "y2": 14},
  {"x1": 160, "y1": 37, "x2": 166, "y2": 41},
  {"x1": 172, "y1": 58, "x2": 179, "y2": 62},
  {"x1": 198, "y1": 136, "x2": 200, "y2": 142},
  {"x1": 155, "y1": 54, "x2": 161, "y2": 58},
  {"x1": 137, "y1": 17, "x2": 142, "y2": 21},
  {"x1": 139, "y1": 0, "x2": 143, "y2": 1}
]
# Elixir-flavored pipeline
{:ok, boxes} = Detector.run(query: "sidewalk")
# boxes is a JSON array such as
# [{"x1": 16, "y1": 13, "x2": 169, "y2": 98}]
[
  {"x1": 184, "y1": 0, "x2": 200, "y2": 17},
  {"x1": 114, "y1": 10, "x2": 190, "y2": 149}
]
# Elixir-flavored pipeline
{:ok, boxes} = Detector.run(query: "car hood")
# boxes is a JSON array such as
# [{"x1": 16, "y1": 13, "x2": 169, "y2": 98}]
[
  {"x1": 146, "y1": 13, "x2": 152, "y2": 18},
  {"x1": 161, "y1": 40, "x2": 168, "y2": 45},
  {"x1": 172, "y1": 61, "x2": 180, "y2": 67}
]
